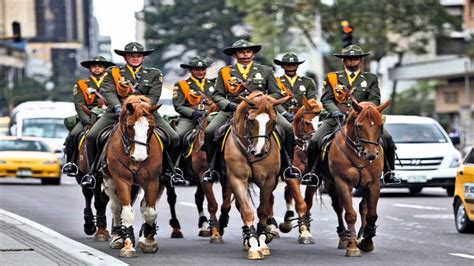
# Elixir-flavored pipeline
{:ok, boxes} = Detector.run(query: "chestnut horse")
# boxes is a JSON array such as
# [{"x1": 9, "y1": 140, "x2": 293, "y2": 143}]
[
  {"x1": 76, "y1": 98, "x2": 110, "y2": 242},
  {"x1": 319, "y1": 97, "x2": 390, "y2": 257},
  {"x1": 102, "y1": 95, "x2": 165, "y2": 258},
  {"x1": 225, "y1": 91, "x2": 289, "y2": 260},
  {"x1": 279, "y1": 97, "x2": 323, "y2": 244}
]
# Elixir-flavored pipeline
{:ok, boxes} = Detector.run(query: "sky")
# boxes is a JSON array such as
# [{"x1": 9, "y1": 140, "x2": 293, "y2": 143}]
[{"x1": 93, "y1": 0, "x2": 144, "y2": 61}]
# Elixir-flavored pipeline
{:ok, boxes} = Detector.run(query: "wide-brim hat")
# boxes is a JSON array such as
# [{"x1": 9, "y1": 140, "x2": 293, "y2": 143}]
[
  {"x1": 114, "y1": 42, "x2": 154, "y2": 56},
  {"x1": 180, "y1": 56, "x2": 211, "y2": 69},
  {"x1": 274, "y1": 53, "x2": 305, "y2": 65},
  {"x1": 334, "y1": 45, "x2": 371, "y2": 58},
  {"x1": 80, "y1": 55, "x2": 115, "y2": 68},
  {"x1": 222, "y1": 39, "x2": 262, "y2": 56}
]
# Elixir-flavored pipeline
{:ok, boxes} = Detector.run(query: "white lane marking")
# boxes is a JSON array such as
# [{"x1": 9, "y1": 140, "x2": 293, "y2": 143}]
[
  {"x1": 393, "y1": 203, "x2": 446, "y2": 211},
  {"x1": 449, "y1": 253, "x2": 474, "y2": 260},
  {"x1": 385, "y1": 216, "x2": 404, "y2": 221},
  {"x1": 414, "y1": 214, "x2": 454, "y2": 219}
]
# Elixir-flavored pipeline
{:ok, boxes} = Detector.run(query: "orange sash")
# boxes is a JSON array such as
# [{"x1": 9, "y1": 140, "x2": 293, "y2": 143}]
[
  {"x1": 77, "y1": 80, "x2": 96, "y2": 105},
  {"x1": 276, "y1": 77, "x2": 292, "y2": 97},
  {"x1": 111, "y1": 67, "x2": 133, "y2": 97},
  {"x1": 178, "y1": 80, "x2": 202, "y2": 105},
  {"x1": 221, "y1": 66, "x2": 242, "y2": 94},
  {"x1": 328, "y1": 72, "x2": 347, "y2": 103}
]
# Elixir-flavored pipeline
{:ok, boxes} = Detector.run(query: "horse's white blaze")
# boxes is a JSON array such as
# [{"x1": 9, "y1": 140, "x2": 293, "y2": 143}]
[
  {"x1": 311, "y1": 116, "x2": 320, "y2": 131},
  {"x1": 121, "y1": 205, "x2": 135, "y2": 227},
  {"x1": 132, "y1": 116, "x2": 149, "y2": 161},
  {"x1": 255, "y1": 113, "x2": 270, "y2": 153}
]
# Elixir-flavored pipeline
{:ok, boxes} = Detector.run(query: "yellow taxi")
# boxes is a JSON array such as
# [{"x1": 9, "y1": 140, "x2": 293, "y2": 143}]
[
  {"x1": 0, "y1": 136, "x2": 61, "y2": 185},
  {"x1": 453, "y1": 146, "x2": 474, "y2": 233}
]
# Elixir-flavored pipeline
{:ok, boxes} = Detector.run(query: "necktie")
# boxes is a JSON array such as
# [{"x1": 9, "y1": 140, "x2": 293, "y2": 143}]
[{"x1": 350, "y1": 72, "x2": 355, "y2": 79}]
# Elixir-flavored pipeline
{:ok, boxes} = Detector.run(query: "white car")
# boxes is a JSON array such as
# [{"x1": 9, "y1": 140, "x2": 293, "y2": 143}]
[{"x1": 383, "y1": 115, "x2": 462, "y2": 195}]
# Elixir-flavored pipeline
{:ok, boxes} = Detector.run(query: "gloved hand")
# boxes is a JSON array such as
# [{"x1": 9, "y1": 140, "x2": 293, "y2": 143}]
[
  {"x1": 191, "y1": 110, "x2": 206, "y2": 120},
  {"x1": 227, "y1": 102, "x2": 238, "y2": 112},
  {"x1": 331, "y1": 110, "x2": 344, "y2": 122},
  {"x1": 114, "y1": 105, "x2": 122, "y2": 117},
  {"x1": 80, "y1": 119, "x2": 90, "y2": 126},
  {"x1": 282, "y1": 111, "x2": 295, "y2": 123}
]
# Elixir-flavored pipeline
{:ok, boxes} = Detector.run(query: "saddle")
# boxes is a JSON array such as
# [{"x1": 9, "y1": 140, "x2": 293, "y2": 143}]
[
  {"x1": 319, "y1": 130, "x2": 338, "y2": 162},
  {"x1": 214, "y1": 118, "x2": 233, "y2": 141}
]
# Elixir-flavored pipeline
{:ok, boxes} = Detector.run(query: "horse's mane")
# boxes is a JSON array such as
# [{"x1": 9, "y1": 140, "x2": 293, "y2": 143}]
[
  {"x1": 348, "y1": 102, "x2": 383, "y2": 126},
  {"x1": 124, "y1": 95, "x2": 151, "y2": 105},
  {"x1": 294, "y1": 99, "x2": 319, "y2": 128},
  {"x1": 120, "y1": 95, "x2": 152, "y2": 121}
]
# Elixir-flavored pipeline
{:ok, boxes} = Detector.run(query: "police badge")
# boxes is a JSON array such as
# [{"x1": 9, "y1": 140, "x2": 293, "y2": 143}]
[{"x1": 299, "y1": 85, "x2": 306, "y2": 92}]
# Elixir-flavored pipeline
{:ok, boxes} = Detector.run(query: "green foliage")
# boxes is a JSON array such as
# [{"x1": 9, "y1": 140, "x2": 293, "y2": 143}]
[
  {"x1": 392, "y1": 80, "x2": 439, "y2": 116},
  {"x1": 4, "y1": 77, "x2": 50, "y2": 108},
  {"x1": 144, "y1": 0, "x2": 249, "y2": 70}
]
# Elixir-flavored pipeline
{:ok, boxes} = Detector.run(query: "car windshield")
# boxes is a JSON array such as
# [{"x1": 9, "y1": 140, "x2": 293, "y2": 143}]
[
  {"x1": 385, "y1": 123, "x2": 448, "y2": 144},
  {"x1": 0, "y1": 139, "x2": 50, "y2": 152},
  {"x1": 22, "y1": 118, "x2": 69, "y2": 139}
]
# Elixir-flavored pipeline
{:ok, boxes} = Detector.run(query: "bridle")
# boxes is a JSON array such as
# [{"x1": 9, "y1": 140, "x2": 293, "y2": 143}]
[{"x1": 295, "y1": 110, "x2": 320, "y2": 151}]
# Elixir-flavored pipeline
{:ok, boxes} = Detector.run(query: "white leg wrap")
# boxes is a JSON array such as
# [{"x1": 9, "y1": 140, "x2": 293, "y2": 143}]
[{"x1": 121, "y1": 205, "x2": 135, "y2": 227}]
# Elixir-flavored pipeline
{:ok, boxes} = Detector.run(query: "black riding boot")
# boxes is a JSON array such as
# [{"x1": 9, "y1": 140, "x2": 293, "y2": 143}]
[
  {"x1": 81, "y1": 140, "x2": 98, "y2": 189},
  {"x1": 202, "y1": 134, "x2": 220, "y2": 183},
  {"x1": 282, "y1": 134, "x2": 301, "y2": 179},
  {"x1": 302, "y1": 146, "x2": 320, "y2": 186},
  {"x1": 62, "y1": 136, "x2": 78, "y2": 176},
  {"x1": 382, "y1": 138, "x2": 401, "y2": 184}
]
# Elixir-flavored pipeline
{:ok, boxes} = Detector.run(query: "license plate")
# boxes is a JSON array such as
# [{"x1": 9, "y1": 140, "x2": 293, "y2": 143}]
[
  {"x1": 465, "y1": 183, "x2": 474, "y2": 199},
  {"x1": 16, "y1": 169, "x2": 32, "y2": 177},
  {"x1": 407, "y1": 175, "x2": 427, "y2": 183}
]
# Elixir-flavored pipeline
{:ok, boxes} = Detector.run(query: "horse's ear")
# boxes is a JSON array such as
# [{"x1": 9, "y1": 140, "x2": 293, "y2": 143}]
[
  {"x1": 81, "y1": 104, "x2": 90, "y2": 115},
  {"x1": 272, "y1": 95, "x2": 291, "y2": 106},
  {"x1": 377, "y1": 99, "x2": 391, "y2": 113},
  {"x1": 149, "y1": 104, "x2": 161, "y2": 113},
  {"x1": 239, "y1": 96, "x2": 256, "y2": 107},
  {"x1": 126, "y1": 103, "x2": 134, "y2": 113},
  {"x1": 350, "y1": 95, "x2": 362, "y2": 112},
  {"x1": 302, "y1": 96, "x2": 311, "y2": 110}
]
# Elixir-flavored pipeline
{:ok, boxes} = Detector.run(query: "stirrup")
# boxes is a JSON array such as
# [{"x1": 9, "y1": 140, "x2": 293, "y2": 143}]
[
  {"x1": 164, "y1": 167, "x2": 188, "y2": 187},
  {"x1": 62, "y1": 162, "x2": 79, "y2": 177},
  {"x1": 202, "y1": 169, "x2": 220, "y2": 183},
  {"x1": 282, "y1": 166, "x2": 302, "y2": 180},
  {"x1": 382, "y1": 171, "x2": 401, "y2": 185},
  {"x1": 80, "y1": 174, "x2": 96, "y2": 189},
  {"x1": 301, "y1": 172, "x2": 320, "y2": 187}
]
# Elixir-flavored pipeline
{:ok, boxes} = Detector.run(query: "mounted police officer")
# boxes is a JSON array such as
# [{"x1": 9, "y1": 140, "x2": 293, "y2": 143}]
[
  {"x1": 62, "y1": 56, "x2": 115, "y2": 176},
  {"x1": 274, "y1": 53, "x2": 319, "y2": 113},
  {"x1": 304, "y1": 45, "x2": 400, "y2": 186},
  {"x1": 202, "y1": 39, "x2": 300, "y2": 182},
  {"x1": 173, "y1": 56, "x2": 215, "y2": 156},
  {"x1": 80, "y1": 42, "x2": 181, "y2": 189}
]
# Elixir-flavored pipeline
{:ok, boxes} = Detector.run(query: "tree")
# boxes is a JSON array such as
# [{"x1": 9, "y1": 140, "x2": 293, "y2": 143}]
[
  {"x1": 392, "y1": 80, "x2": 439, "y2": 116},
  {"x1": 143, "y1": 0, "x2": 249, "y2": 73}
]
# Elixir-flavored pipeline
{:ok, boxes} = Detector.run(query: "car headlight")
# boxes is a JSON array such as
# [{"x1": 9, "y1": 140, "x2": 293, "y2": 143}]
[
  {"x1": 0, "y1": 160, "x2": 6, "y2": 164},
  {"x1": 43, "y1": 160, "x2": 58, "y2": 165},
  {"x1": 449, "y1": 156, "x2": 461, "y2": 168}
]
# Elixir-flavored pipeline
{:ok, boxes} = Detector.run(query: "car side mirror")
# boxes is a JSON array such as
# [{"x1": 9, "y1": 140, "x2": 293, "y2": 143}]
[{"x1": 450, "y1": 136, "x2": 460, "y2": 145}]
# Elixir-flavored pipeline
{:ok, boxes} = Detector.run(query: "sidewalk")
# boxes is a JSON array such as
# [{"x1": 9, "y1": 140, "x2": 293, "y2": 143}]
[{"x1": 0, "y1": 209, "x2": 126, "y2": 266}]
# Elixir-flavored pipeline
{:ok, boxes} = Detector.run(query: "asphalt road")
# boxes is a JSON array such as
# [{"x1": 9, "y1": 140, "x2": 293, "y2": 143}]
[{"x1": 1, "y1": 175, "x2": 473, "y2": 265}]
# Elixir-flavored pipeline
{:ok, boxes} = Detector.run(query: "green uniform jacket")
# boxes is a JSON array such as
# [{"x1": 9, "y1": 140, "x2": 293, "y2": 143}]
[
  {"x1": 172, "y1": 77, "x2": 215, "y2": 119},
  {"x1": 321, "y1": 70, "x2": 380, "y2": 117},
  {"x1": 212, "y1": 63, "x2": 285, "y2": 113},
  {"x1": 277, "y1": 75, "x2": 318, "y2": 112},
  {"x1": 73, "y1": 77, "x2": 104, "y2": 123},
  {"x1": 101, "y1": 65, "x2": 163, "y2": 109}
]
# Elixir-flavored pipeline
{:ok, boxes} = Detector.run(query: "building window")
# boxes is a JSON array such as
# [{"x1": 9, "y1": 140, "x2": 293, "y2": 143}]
[{"x1": 444, "y1": 91, "x2": 458, "y2": 104}]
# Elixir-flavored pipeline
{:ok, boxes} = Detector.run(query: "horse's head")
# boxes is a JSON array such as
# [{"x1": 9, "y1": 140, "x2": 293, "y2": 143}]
[
  {"x1": 294, "y1": 96, "x2": 323, "y2": 139},
  {"x1": 121, "y1": 95, "x2": 160, "y2": 162},
  {"x1": 237, "y1": 92, "x2": 290, "y2": 157},
  {"x1": 347, "y1": 96, "x2": 391, "y2": 161}
]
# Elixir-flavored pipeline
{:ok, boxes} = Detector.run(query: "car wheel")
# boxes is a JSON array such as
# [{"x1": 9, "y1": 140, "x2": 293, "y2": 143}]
[
  {"x1": 409, "y1": 187, "x2": 422, "y2": 194},
  {"x1": 446, "y1": 187, "x2": 455, "y2": 197},
  {"x1": 41, "y1": 177, "x2": 61, "y2": 185},
  {"x1": 454, "y1": 199, "x2": 474, "y2": 233}
]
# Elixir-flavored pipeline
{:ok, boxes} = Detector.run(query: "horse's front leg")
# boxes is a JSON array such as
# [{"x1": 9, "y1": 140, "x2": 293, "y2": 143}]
[
  {"x1": 279, "y1": 184, "x2": 295, "y2": 233},
  {"x1": 218, "y1": 177, "x2": 232, "y2": 237},
  {"x1": 93, "y1": 185, "x2": 110, "y2": 242},
  {"x1": 335, "y1": 175, "x2": 361, "y2": 257},
  {"x1": 114, "y1": 179, "x2": 137, "y2": 258},
  {"x1": 357, "y1": 182, "x2": 380, "y2": 253},
  {"x1": 195, "y1": 181, "x2": 211, "y2": 237},
  {"x1": 138, "y1": 178, "x2": 160, "y2": 254},
  {"x1": 200, "y1": 181, "x2": 222, "y2": 243},
  {"x1": 103, "y1": 177, "x2": 124, "y2": 249},
  {"x1": 287, "y1": 179, "x2": 314, "y2": 244},
  {"x1": 80, "y1": 184, "x2": 96, "y2": 236},
  {"x1": 166, "y1": 184, "x2": 184, "y2": 238},
  {"x1": 256, "y1": 181, "x2": 278, "y2": 257},
  {"x1": 326, "y1": 181, "x2": 348, "y2": 249},
  {"x1": 266, "y1": 193, "x2": 279, "y2": 238}
]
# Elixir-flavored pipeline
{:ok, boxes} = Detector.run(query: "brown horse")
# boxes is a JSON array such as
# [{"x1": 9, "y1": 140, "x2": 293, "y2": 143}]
[
  {"x1": 102, "y1": 95, "x2": 165, "y2": 258},
  {"x1": 320, "y1": 97, "x2": 390, "y2": 257},
  {"x1": 279, "y1": 97, "x2": 323, "y2": 244},
  {"x1": 224, "y1": 91, "x2": 289, "y2": 260},
  {"x1": 75, "y1": 99, "x2": 110, "y2": 242}
]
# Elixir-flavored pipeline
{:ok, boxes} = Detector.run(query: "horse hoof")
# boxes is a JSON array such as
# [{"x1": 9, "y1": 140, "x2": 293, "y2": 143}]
[
  {"x1": 279, "y1": 222, "x2": 293, "y2": 233},
  {"x1": 261, "y1": 247, "x2": 271, "y2": 256},
  {"x1": 298, "y1": 236, "x2": 315, "y2": 245},
  {"x1": 84, "y1": 224, "x2": 96, "y2": 236},
  {"x1": 138, "y1": 238, "x2": 159, "y2": 253},
  {"x1": 94, "y1": 229, "x2": 110, "y2": 242},
  {"x1": 345, "y1": 248, "x2": 362, "y2": 257},
  {"x1": 247, "y1": 250, "x2": 264, "y2": 260},
  {"x1": 357, "y1": 238, "x2": 374, "y2": 252},
  {"x1": 338, "y1": 239, "x2": 348, "y2": 249},
  {"x1": 119, "y1": 248, "x2": 138, "y2": 258},
  {"x1": 109, "y1": 236, "x2": 124, "y2": 249},
  {"x1": 171, "y1": 231, "x2": 184, "y2": 238},
  {"x1": 210, "y1": 236, "x2": 224, "y2": 244},
  {"x1": 198, "y1": 230, "x2": 211, "y2": 237}
]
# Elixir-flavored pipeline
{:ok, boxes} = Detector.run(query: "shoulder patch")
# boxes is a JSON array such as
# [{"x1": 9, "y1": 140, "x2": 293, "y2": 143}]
[
  {"x1": 172, "y1": 89, "x2": 178, "y2": 99},
  {"x1": 73, "y1": 87, "x2": 78, "y2": 96}
]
